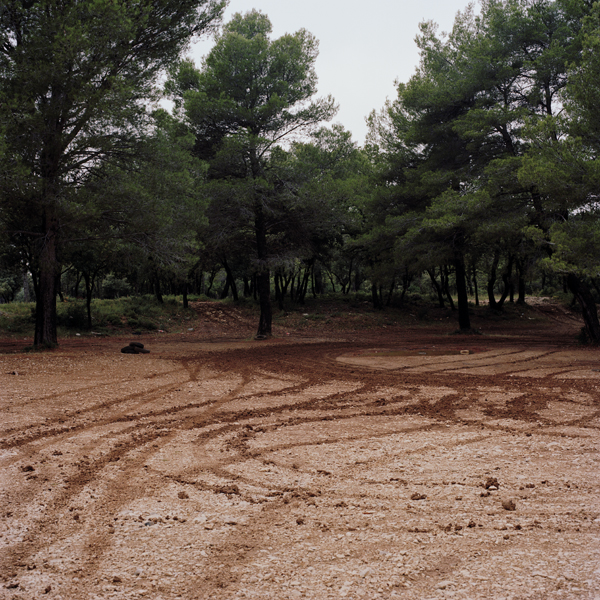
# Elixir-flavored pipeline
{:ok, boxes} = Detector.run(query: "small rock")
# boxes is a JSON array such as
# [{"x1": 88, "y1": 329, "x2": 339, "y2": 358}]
[
  {"x1": 502, "y1": 499, "x2": 516, "y2": 511},
  {"x1": 21, "y1": 465, "x2": 35, "y2": 472},
  {"x1": 484, "y1": 477, "x2": 499, "y2": 489},
  {"x1": 359, "y1": 568, "x2": 371, "y2": 578},
  {"x1": 44, "y1": 585, "x2": 52, "y2": 594},
  {"x1": 410, "y1": 493, "x2": 427, "y2": 501},
  {"x1": 112, "y1": 576, "x2": 122, "y2": 584},
  {"x1": 296, "y1": 517, "x2": 305, "y2": 525},
  {"x1": 193, "y1": 514, "x2": 207, "y2": 524},
  {"x1": 177, "y1": 491, "x2": 189, "y2": 499},
  {"x1": 134, "y1": 567, "x2": 143, "y2": 576},
  {"x1": 6, "y1": 582, "x2": 19, "y2": 589}
]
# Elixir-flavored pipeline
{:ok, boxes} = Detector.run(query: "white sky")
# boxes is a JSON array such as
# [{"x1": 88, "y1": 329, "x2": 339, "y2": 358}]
[{"x1": 188, "y1": 0, "x2": 475, "y2": 145}]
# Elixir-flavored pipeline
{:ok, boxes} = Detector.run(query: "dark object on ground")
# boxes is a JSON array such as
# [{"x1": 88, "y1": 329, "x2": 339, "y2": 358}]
[
  {"x1": 502, "y1": 499, "x2": 516, "y2": 511},
  {"x1": 121, "y1": 342, "x2": 150, "y2": 354}
]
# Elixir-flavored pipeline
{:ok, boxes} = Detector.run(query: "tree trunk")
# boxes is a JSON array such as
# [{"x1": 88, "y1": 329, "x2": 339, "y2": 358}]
[
  {"x1": 83, "y1": 271, "x2": 94, "y2": 330},
  {"x1": 73, "y1": 270, "x2": 82, "y2": 299},
  {"x1": 487, "y1": 250, "x2": 500, "y2": 309},
  {"x1": 567, "y1": 274, "x2": 600, "y2": 344},
  {"x1": 442, "y1": 265, "x2": 455, "y2": 310},
  {"x1": 23, "y1": 272, "x2": 31, "y2": 302},
  {"x1": 220, "y1": 275, "x2": 231, "y2": 299},
  {"x1": 57, "y1": 273, "x2": 65, "y2": 302},
  {"x1": 297, "y1": 263, "x2": 312, "y2": 304},
  {"x1": 517, "y1": 275, "x2": 526, "y2": 304},
  {"x1": 472, "y1": 262, "x2": 479, "y2": 307},
  {"x1": 345, "y1": 259, "x2": 353, "y2": 294},
  {"x1": 427, "y1": 268, "x2": 445, "y2": 308},
  {"x1": 275, "y1": 273, "x2": 284, "y2": 311},
  {"x1": 154, "y1": 272, "x2": 163, "y2": 304},
  {"x1": 222, "y1": 258, "x2": 239, "y2": 301},
  {"x1": 34, "y1": 209, "x2": 59, "y2": 347},
  {"x1": 516, "y1": 258, "x2": 526, "y2": 304},
  {"x1": 454, "y1": 254, "x2": 471, "y2": 331},
  {"x1": 255, "y1": 202, "x2": 271, "y2": 337},
  {"x1": 243, "y1": 276, "x2": 251, "y2": 298},
  {"x1": 182, "y1": 283, "x2": 188, "y2": 309},
  {"x1": 497, "y1": 255, "x2": 513, "y2": 309},
  {"x1": 386, "y1": 276, "x2": 396, "y2": 306},
  {"x1": 371, "y1": 282, "x2": 383, "y2": 310},
  {"x1": 314, "y1": 263, "x2": 324, "y2": 295}
]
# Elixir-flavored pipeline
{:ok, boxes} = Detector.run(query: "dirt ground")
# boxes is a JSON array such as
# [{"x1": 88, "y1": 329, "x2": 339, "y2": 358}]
[{"x1": 1, "y1": 298, "x2": 599, "y2": 600}]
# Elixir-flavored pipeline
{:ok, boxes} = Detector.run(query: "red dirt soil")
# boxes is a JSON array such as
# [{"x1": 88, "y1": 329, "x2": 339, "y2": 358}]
[{"x1": 0, "y1": 298, "x2": 598, "y2": 600}]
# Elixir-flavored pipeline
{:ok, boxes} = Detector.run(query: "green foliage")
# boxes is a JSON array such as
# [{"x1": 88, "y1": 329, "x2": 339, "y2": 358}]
[{"x1": 0, "y1": 0, "x2": 225, "y2": 346}]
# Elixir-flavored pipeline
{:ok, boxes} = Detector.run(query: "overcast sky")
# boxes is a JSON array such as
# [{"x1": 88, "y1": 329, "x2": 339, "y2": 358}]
[{"x1": 188, "y1": 0, "x2": 475, "y2": 145}]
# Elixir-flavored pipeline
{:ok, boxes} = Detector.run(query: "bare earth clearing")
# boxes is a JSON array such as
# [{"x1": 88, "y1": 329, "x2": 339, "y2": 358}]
[{"x1": 1, "y1": 299, "x2": 599, "y2": 600}]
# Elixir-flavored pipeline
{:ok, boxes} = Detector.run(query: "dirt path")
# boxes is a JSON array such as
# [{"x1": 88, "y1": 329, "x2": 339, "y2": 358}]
[{"x1": 1, "y1": 305, "x2": 599, "y2": 600}]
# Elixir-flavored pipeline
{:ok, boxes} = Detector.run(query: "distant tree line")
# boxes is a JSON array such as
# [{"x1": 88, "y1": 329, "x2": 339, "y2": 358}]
[{"x1": 1, "y1": 0, "x2": 599, "y2": 345}]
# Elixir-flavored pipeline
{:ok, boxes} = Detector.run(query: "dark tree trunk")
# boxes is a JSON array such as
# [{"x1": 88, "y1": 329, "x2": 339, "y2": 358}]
[
  {"x1": 516, "y1": 258, "x2": 526, "y2": 304},
  {"x1": 83, "y1": 271, "x2": 95, "y2": 330},
  {"x1": 57, "y1": 273, "x2": 65, "y2": 302},
  {"x1": 206, "y1": 268, "x2": 218, "y2": 297},
  {"x1": 454, "y1": 254, "x2": 471, "y2": 331},
  {"x1": 220, "y1": 276, "x2": 230, "y2": 299},
  {"x1": 567, "y1": 274, "x2": 600, "y2": 344},
  {"x1": 386, "y1": 276, "x2": 396, "y2": 306},
  {"x1": 73, "y1": 270, "x2": 82, "y2": 299},
  {"x1": 399, "y1": 270, "x2": 412, "y2": 306},
  {"x1": 222, "y1": 258, "x2": 239, "y2": 301},
  {"x1": 497, "y1": 255, "x2": 513, "y2": 309},
  {"x1": 243, "y1": 276, "x2": 252, "y2": 298},
  {"x1": 427, "y1": 268, "x2": 445, "y2": 308},
  {"x1": 327, "y1": 270, "x2": 336, "y2": 293},
  {"x1": 282, "y1": 272, "x2": 293, "y2": 298},
  {"x1": 34, "y1": 209, "x2": 59, "y2": 347},
  {"x1": 255, "y1": 203, "x2": 271, "y2": 337},
  {"x1": 23, "y1": 272, "x2": 32, "y2": 302},
  {"x1": 346, "y1": 259, "x2": 353, "y2": 294},
  {"x1": 442, "y1": 265, "x2": 455, "y2": 310},
  {"x1": 487, "y1": 250, "x2": 500, "y2": 309},
  {"x1": 314, "y1": 263, "x2": 324, "y2": 295},
  {"x1": 517, "y1": 275, "x2": 526, "y2": 304},
  {"x1": 154, "y1": 272, "x2": 163, "y2": 304},
  {"x1": 256, "y1": 270, "x2": 271, "y2": 337},
  {"x1": 371, "y1": 282, "x2": 383, "y2": 310},
  {"x1": 182, "y1": 283, "x2": 188, "y2": 309},
  {"x1": 297, "y1": 263, "x2": 312, "y2": 304},
  {"x1": 275, "y1": 273, "x2": 284, "y2": 311},
  {"x1": 472, "y1": 262, "x2": 479, "y2": 307}
]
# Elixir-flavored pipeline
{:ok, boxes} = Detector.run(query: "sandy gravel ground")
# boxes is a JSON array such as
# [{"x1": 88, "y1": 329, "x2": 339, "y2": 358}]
[{"x1": 1, "y1": 300, "x2": 599, "y2": 600}]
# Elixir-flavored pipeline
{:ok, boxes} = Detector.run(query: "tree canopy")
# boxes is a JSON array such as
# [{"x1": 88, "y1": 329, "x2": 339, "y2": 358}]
[{"x1": 1, "y1": 0, "x2": 599, "y2": 346}]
